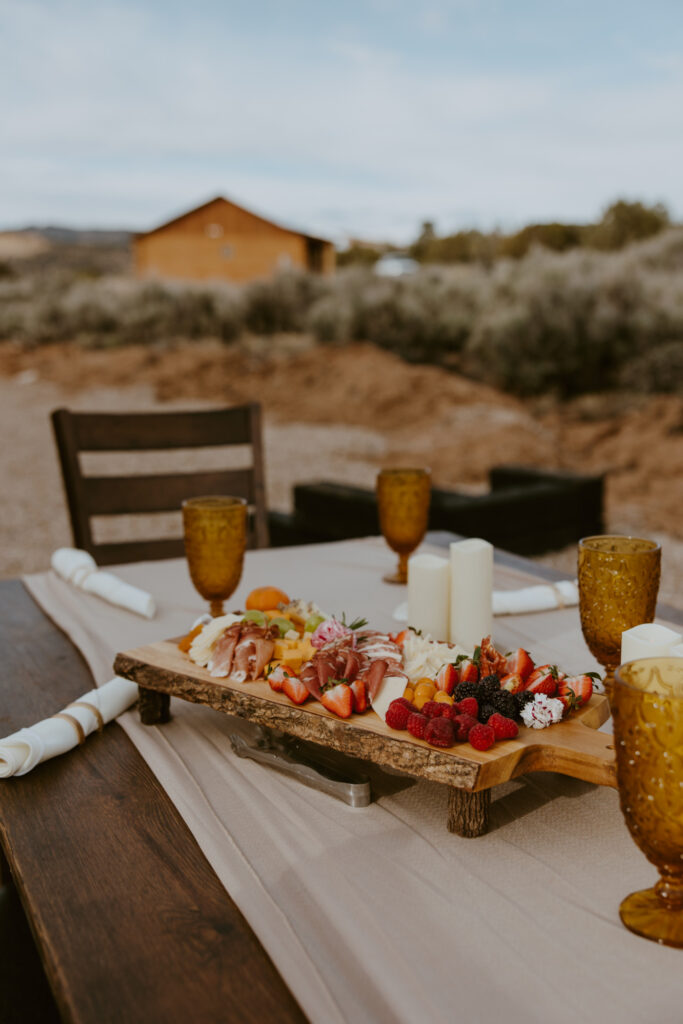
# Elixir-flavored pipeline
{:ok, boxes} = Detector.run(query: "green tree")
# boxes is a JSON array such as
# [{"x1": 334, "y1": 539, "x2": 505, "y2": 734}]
[{"x1": 587, "y1": 200, "x2": 670, "y2": 250}]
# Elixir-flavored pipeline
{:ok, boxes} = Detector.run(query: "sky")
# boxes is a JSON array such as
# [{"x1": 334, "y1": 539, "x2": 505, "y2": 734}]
[{"x1": 2, "y1": 0, "x2": 683, "y2": 244}]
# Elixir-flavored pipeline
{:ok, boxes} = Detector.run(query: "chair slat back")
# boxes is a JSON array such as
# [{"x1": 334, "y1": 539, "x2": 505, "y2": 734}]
[{"x1": 51, "y1": 404, "x2": 269, "y2": 565}]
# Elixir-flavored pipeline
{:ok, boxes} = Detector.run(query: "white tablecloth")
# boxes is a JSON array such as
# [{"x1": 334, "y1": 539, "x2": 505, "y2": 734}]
[{"x1": 24, "y1": 538, "x2": 683, "y2": 1024}]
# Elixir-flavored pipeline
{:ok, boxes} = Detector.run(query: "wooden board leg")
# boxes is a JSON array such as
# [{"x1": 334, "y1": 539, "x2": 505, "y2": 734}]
[
  {"x1": 138, "y1": 687, "x2": 171, "y2": 726},
  {"x1": 447, "y1": 787, "x2": 490, "y2": 837}
]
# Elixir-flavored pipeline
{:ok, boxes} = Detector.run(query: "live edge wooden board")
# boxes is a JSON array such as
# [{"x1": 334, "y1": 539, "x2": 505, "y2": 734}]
[{"x1": 114, "y1": 639, "x2": 617, "y2": 838}]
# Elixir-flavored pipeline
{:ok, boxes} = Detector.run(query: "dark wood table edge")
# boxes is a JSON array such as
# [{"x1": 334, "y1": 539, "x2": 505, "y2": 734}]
[{"x1": 0, "y1": 579, "x2": 309, "y2": 1024}]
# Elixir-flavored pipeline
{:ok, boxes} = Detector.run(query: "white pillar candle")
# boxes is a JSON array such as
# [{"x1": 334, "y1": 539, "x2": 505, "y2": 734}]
[
  {"x1": 407, "y1": 553, "x2": 450, "y2": 641},
  {"x1": 449, "y1": 538, "x2": 493, "y2": 651},
  {"x1": 620, "y1": 623, "x2": 682, "y2": 664}
]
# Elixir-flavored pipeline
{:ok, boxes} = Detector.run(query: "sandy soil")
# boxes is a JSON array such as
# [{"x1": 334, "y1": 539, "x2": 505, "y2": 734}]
[{"x1": 1, "y1": 337, "x2": 681, "y2": 609}]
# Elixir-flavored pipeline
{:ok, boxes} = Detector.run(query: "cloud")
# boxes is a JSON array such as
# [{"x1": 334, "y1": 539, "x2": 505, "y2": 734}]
[{"x1": 1, "y1": 0, "x2": 682, "y2": 239}]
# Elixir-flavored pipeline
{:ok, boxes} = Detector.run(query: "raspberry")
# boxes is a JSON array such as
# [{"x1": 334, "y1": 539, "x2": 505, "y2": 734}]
[
  {"x1": 489, "y1": 713, "x2": 519, "y2": 740},
  {"x1": 422, "y1": 700, "x2": 444, "y2": 719},
  {"x1": 386, "y1": 699, "x2": 414, "y2": 730},
  {"x1": 468, "y1": 723, "x2": 496, "y2": 751},
  {"x1": 424, "y1": 717, "x2": 455, "y2": 748},
  {"x1": 451, "y1": 712, "x2": 478, "y2": 741},
  {"x1": 407, "y1": 711, "x2": 428, "y2": 739},
  {"x1": 455, "y1": 697, "x2": 478, "y2": 718}
]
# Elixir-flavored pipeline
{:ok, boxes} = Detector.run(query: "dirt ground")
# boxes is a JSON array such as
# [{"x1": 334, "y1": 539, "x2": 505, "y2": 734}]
[{"x1": 1, "y1": 337, "x2": 681, "y2": 609}]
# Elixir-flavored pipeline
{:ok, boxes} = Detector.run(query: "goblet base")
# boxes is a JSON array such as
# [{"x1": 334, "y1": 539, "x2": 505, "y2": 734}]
[
  {"x1": 619, "y1": 888, "x2": 683, "y2": 948},
  {"x1": 383, "y1": 570, "x2": 407, "y2": 585}
]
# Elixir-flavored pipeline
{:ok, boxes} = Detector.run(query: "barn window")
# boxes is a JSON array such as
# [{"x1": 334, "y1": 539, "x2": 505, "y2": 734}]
[
  {"x1": 222, "y1": 245, "x2": 234, "y2": 259},
  {"x1": 206, "y1": 223, "x2": 223, "y2": 238}
]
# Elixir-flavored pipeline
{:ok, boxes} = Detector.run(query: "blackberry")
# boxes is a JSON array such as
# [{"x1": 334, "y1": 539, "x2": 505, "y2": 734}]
[
  {"x1": 514, "y1": 691, "x2": 536, "y2": 718},
  {"x1": 453, "y1": 681, "x2": 479, "y2": 701},
  {"x1": 478, "y1": 674, "x2": 502, "y2": 699},
  {"x1": 490, "y1": 689, "x2": 517, "y2": 719},
  {"x1": 478, "y1": 702, "x2": 496, "y2": 723}
]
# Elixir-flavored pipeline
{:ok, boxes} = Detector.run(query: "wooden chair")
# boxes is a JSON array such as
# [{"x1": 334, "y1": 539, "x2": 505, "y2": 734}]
[{"x1": 51, "y1": 404, "x2": 269, "y2": 565}]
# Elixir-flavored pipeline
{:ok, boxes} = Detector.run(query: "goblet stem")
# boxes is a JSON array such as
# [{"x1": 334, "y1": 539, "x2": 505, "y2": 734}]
[
  {"x1": 210, "y1": 599, "x2": 224, "y2": 618},
  {"x1": 397, "y1": 553, "x2": 408, "y2": 584},
  {"x1": 655, "y1": 872, "x2": 683, "y2": 911},
  {"x1": 602, "y1": 664, "x2": 617, "y2": 703}
]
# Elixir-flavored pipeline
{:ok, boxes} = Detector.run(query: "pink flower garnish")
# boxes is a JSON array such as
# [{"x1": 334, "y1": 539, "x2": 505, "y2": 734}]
[{"x1": 310, "y1": 618, "x2": 353, "y2": 649}]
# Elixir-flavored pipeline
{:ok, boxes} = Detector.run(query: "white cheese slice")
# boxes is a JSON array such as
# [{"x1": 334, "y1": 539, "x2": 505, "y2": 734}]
[{"x1": 370, "y1": 675, "x2": 408, "y2": 723}]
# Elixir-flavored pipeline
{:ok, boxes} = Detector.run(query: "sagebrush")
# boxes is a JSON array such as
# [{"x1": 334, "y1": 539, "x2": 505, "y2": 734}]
[{"x1": 3, "y1": 230, "x2": 683, "y2": 397}]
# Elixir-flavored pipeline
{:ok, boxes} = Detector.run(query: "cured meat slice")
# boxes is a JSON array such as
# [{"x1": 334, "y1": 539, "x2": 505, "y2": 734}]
[{"x1": 208, "y1": 623, "x2": 242, "y2": 677}]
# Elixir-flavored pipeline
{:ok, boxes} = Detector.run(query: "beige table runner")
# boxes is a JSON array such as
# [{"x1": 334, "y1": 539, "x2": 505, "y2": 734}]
[{"x1": 25, "y1": 538, "x2": 683, "y2": 1024}]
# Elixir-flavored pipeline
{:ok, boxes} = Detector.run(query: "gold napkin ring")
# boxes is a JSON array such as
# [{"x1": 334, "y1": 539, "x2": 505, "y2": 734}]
[
  {"x1": 68, "y1": 701, "x2": 104, "y2": 732},
  {"x1": 52, "y1": 712, "x2": 86, "y2": 745}
]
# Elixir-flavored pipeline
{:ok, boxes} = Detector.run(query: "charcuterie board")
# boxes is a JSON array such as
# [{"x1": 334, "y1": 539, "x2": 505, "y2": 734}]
[{"x1": 114, "y1": 637, "x2": 616, "y2": 837}]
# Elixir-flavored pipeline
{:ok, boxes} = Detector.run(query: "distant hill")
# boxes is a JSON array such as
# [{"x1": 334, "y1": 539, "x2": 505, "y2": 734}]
[{"x1": 16, "y1": 226, "x2": 132, "y2": 247}]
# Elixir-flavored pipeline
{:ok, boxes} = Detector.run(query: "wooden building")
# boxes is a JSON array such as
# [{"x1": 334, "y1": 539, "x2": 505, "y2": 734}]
[{"x1": 134, "y1": 196, "x2": 335, "y2": 283}]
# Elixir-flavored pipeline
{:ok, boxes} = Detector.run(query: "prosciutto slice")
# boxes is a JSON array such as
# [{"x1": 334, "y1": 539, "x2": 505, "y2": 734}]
[
  {"x1": 298, "y1": 629, "x2": 406, "y2": 706},
  {"x1": 208, "y1": 622, "x2": 277, "y2": 680}
]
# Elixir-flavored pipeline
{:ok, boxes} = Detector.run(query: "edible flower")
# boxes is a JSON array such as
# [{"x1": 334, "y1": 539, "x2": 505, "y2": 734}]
[
  {"x1": 310, "y1": 617, "x2": 354, "y2": 649},
  {"x1": 520, "y1": 694, "x2": 564, "y2": 729}
]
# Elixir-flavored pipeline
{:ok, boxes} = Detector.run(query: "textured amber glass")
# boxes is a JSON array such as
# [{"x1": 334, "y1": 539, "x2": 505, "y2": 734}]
[
  {"x1": 578, "y1": 536, "x2": 661, "y2": 699},
  {"x1": 612, "y1": 658, "x2": 683, "y2": 947},
  {"x1": 182, "y1": 496, "x2": 247, "y2": 617},
  {"x1": 376, "y1": 469, "x2": 431, "y2": 584}
]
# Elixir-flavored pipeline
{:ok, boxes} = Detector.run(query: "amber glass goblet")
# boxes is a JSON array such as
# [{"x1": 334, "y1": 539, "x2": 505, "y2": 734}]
[
  {"x1": 612, "y1": 658, "x2": 683, "y2": 947},
  {"x1": 182, "y1": 496, "x2": 247, "y2": 617},
  {"x1": 376, "y1": 468, "x2": 431, "y2": 584},
  {"x1": 577, "y1": 536, "x2": 661, "y2": 700}
]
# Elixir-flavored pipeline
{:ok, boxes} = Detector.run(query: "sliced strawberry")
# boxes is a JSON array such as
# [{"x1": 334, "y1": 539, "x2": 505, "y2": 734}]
[
  {"x1": 435, "y1": 663, "x2": 457, "y2": 694},
  {"x1": 524, "y1": 670, "x2": 557, "y2": 697},
  {"x1": 500, "y1": 672, "x2": 525, "y2": 695},
  {"x1": 527, "y1": 664, "x2": 566, "y2": 686},
  {"x1": 349, "y1": 678, "x2": 368, "y2": 713},
  {"x1": 267, "y1": 664, "x2": 295, "y2": 693},
  {"x1": 556, "y1": 674, "x2": 595, "y2": 713},
  {"x1": 458, "y1": 658, "x2": 479, "y2": 683},
  {"x1": 282, "y1": 675, "x2": 310, "y2": 705},
  {"x1": 506, "y1": 648, "x2": 535, "y2": 681},
  {"x1": 320, "y1": 682, "x2": 353, "y2": 718}
]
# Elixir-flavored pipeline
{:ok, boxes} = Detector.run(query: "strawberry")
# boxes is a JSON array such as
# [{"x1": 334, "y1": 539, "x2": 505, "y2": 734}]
[
  {"x1": 506, "y1": 648, "x2": 534, "y2": 681},
  {"x1": 349, "y1": 678, "x2": 368, "y2": 714},
  {"x1": 281, "y1": 675, "x2": 310, "y2": 705},
  {"x1": 458, "y1": 658, "x2": 479, "y2": 684},
  {"x1": 524, "y1": 670, "x2": 557, "y2": 698},
  {"x1": 527, "y1": 664, "x2": 565, "y2": 686},
  {"x1": 391, "y1": 629, "x2": 409, "y2": 648},
  {"x1": 500, "y1": 672, "x2": 525, "y2": 695},
  {"x1": 320, "y1": 682, "x2": 353, "y2": 718},
  {"x1": 267, "y1": 664, "x2": 294, "y2": 693},
  {"x1": 435, "y1": 663, "x2": 457, "y2": 694},
  {"x1": 556, "y1": 674, "x2": 596, "y2": 713}
]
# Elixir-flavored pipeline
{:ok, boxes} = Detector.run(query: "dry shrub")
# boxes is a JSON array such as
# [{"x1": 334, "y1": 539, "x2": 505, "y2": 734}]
[{"x1": 3, "y1": 229, "x2": 683, "y2": 396}]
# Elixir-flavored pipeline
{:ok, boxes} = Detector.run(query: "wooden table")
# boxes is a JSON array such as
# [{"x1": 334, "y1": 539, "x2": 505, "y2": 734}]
[{"x1": 1, "y1": 541, "x2": 681, "y2": 1023}]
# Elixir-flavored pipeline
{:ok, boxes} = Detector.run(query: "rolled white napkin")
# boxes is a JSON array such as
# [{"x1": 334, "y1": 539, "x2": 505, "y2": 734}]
[
  {"x1": 492, "y1": 580, "x2": 579, "y2": 616},
  {"x1": 0, "y1": 677, "x2": 139, "y2": 778},
  {"x1": 51, "y1": 547, "x2": 156, "y2": 619}
]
